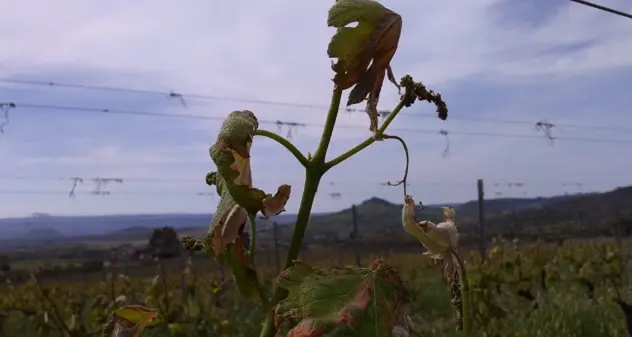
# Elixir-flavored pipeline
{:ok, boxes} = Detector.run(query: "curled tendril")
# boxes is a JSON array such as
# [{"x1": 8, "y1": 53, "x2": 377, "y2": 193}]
[
  {"x1": 400, "y1": 75, "x2": 448, "y2": 120},
  {"x1": 382, "y1": 134, "x2": 409, "y2": 197}
]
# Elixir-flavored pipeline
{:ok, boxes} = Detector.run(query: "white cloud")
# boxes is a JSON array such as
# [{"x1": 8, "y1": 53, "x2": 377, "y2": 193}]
[{"x1": 0, "y1": 0, "x2": 631, "y2": 217}]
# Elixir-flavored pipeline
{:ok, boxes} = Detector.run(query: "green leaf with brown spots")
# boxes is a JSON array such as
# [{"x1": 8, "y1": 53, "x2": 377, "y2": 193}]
[
  {"x1": 274, "y1": 259, "x2": 410, "y2": 336},
  {"x1": 104, "y1": 305, "x2": 158, "y2": 337}
]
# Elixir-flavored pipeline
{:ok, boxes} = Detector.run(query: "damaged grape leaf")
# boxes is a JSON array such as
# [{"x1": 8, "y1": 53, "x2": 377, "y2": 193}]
[
  {"x1": 327, "y1": 0, "x2": 402, "y2": 133},
  {"x1": 201, "y1": 110, "x2": 292, "y2": 298},
  {"x1": 204, "y1": 175, "x2": 260, "y2": 298},
  {"x1": 274, "y1": 259, "x2": 409, "y2": 337},
  {"x1": 209, "y1": 110, "x2": 292, "y2": 218},
  {"x1": 104, "y1": 305, "x2": 158, "y2": 337}
]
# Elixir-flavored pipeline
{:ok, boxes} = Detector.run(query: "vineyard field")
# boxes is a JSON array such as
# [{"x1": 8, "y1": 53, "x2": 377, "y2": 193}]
[{"x1": 0, "y1": 238, "x2": 631, "y2": 336}]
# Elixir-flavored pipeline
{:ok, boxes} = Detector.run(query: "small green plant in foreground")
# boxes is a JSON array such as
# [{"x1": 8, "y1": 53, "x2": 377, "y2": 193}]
[{"x1": 174, "y1": 0, "x2": 458, "y2": 336}]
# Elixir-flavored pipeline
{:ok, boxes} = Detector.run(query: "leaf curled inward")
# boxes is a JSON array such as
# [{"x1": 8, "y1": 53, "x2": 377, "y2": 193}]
[
  {"x1": 327, "y1": 0, "x2": 402, "y2": 133},
  {"x1": 262, "y1": 184, "x2": 292, "y2": 218},
  {"x1": 274, "y1": 259, "x2": 409, "y2": 336},
  {"x1": 209, "y1": 110, "x2": 292, "y2": 218},
  {"x1": 183, "y1": 110, "x2": 292, "y2": 299}
]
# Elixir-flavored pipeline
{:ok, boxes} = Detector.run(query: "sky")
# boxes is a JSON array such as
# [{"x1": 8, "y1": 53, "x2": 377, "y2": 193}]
[{"x1": 1, "y1": 0, "x2": 631, "y2": 218}]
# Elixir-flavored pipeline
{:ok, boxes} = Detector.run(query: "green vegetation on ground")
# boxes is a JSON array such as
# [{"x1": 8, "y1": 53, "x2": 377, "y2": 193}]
[{"x1": 1, "y1": 239, "x2": 631, "y2": 336}]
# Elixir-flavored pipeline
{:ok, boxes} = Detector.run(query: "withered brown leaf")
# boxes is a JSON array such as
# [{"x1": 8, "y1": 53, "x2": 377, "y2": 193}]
[{"x1": 327, "y1": 0, "x2": 402, "y2": 133}]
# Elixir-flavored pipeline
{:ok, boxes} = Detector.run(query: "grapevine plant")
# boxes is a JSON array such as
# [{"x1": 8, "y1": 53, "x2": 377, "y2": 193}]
[{"x1": 175, "y1": 0, "x2": 469, "y2": 336}]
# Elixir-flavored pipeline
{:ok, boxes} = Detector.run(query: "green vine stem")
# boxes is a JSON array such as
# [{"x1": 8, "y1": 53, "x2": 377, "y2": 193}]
[
  {"x1": 453, "y1": 249, "x2": 472, "y2": 337},
  {"x1": 258, "y1": 89, "x2": 341, "y2": 337},
  {"x1": 254, "y1": 129, "x2": 310, "y2": 168},
  {"x1": 258, "y1": 90, "x2": 415, "y2": 336},
  {"x1": 312, "y1": 89, "x2": 343, "y2": 166},
  {"x1": 247, "y1": 214, "x2": 270, "y2": 309},
  {"x1": 324, "y1": 98, "x2": 406, "y2": 170},
  {"x1": 247, "y1": 214, "x2": 257, "y2": 258}
]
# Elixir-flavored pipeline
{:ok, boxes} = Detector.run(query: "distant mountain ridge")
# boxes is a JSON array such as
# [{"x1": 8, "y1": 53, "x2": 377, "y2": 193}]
[
  {"x1": 0, "y1": 213, "x2": 298, "y2": 240},
  {"x1": 1, "y1": 186, "x2": 630, "y2": 247},
  {"x1": 0, "y1": 193, "x2": 586, "y2": 240},
  {"x1": 263, "y1": 187, "x2": 632, "y2": 245}
]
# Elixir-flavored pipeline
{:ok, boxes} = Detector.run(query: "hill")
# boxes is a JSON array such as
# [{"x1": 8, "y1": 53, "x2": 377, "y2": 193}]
[
  {"x1": 22, "y1": 227, "x2": 64, "y2": 241},
  {"x1": 0, "y1": 213, "x2": 298, "y2": 239},
  {"x1": 2, "y1": 186, "x2": 630, "y2": 251},
  {"x1": 258, "y1": 186, "x2": 632, "y2": 247},
  {"x1": 481, "y1": 186, "x2": 632, "y2": 241}
]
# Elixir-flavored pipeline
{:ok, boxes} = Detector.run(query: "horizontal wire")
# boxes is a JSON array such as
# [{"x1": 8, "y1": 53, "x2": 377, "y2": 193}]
[
  {"x1": 0, "y1": 187, "x2": 594, "y2": 197},
  {"x1": 0, "y1": 174, "x2": 474, "y2": 186},
  {"x1": 0, "y1": 190, "x2": 214, "y2": 196},
  {"x1": 568, "y1": 0, "x2": 632, "y2": 20},
  {"x1": 2, "y1": 78, "x2": 632, "y2": 133},
  {"x1": 6, "y1": 102, "x2": 632, "y2": 145},
  {"x1": 0, "y1": 175, "x2": 201, "y2": 183},
  {"x1": 0, "y1": 188, "x2": 416, "y2": 196},
  {"x1": 0, "y1": 174, "x2": 619, "y2": 188}
]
